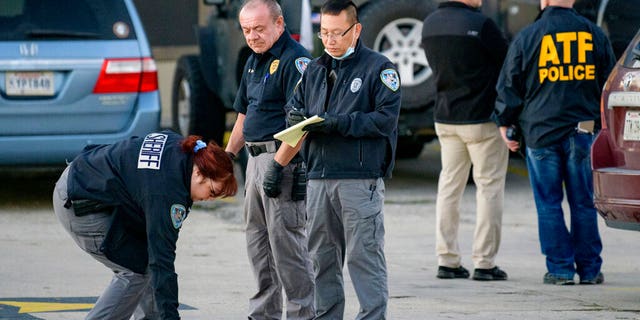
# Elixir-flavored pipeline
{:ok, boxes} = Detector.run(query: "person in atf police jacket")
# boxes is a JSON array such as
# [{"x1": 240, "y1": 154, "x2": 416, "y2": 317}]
[
  {"x1": 53, "y1": 131, "x2": 237, "y2": 319},
  {"x1": 276, "y1": 1, "x2": 401, "y2": 318},
  {"x1": 493, "y1": 0, "x2": 615, "y2": 286}
]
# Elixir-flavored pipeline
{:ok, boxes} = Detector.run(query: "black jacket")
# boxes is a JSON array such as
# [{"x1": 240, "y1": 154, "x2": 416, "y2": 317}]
[
  {"x1": 421, "y1": 1, "x2": 508, "y2": 124},
  {"x1": 67, "y1": 130, "x2": 193, "y2": 320},
  {"x1": 494, "y1": 6, "x2": 616, "y2": 148},
  {"x1": 287, "y1": 40, "x2": 401, "y2": 179}
]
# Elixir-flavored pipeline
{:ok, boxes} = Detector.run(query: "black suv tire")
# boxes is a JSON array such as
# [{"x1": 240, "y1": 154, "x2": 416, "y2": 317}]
[
  {"x1": 171, "y1": 55, "x2": 226, "y2": 145},
  {"x1": 359, "y1": 0, "x2": 437, "y2": 110}
]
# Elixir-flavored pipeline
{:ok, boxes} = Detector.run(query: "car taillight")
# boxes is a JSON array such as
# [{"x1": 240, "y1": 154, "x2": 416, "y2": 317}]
[
  {"x1": 93, "y1": 57, "x2": 158, "y2": 93},
  {"x1": 291, "y1": 33, "x2": 301, "y2": 42}
]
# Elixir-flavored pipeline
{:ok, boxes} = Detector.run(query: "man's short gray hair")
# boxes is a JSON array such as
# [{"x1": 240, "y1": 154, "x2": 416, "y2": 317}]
[{"x1": 241, "y1": 0, "x2": 283, "y2": 21}]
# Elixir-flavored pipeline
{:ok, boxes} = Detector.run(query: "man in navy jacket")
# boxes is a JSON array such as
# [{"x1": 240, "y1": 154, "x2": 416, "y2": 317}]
[{"x1": 270, "y1": 1, "x2": 401, "y2": 318}]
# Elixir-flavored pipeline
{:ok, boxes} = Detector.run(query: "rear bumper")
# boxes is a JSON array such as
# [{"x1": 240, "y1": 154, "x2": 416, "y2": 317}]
[
  {"x1": 592, "y1": 129, "x2": 640, "y2": 231},
  {"x1": 0, "y1": 104, "x2": 160, "y2": 166},
  {"x1": 593, "y1": 169, "x2": 640, "y2": 231}
]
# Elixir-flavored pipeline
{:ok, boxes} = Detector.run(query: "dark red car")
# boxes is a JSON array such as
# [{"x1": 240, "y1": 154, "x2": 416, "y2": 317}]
[{"x1": 592, "y1": 29, "x2": 640, "y2": 231}]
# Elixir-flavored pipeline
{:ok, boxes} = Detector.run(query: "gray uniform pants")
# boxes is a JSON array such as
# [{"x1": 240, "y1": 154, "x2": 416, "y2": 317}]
[
  {"x1": 244, "y1": 144, "x2": 315, "y2": 320},
  {"x1": 53, "y1": 166, "x2": 157, "y2": 320},
  {"x1": 307, "y1": 178, "x2": 388, "y2": 320}
]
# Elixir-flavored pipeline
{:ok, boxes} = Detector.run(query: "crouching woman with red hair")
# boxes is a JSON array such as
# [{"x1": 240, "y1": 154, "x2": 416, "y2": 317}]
[{"x1": 53, "y1": 131, "x2": 237, "y2": 320}]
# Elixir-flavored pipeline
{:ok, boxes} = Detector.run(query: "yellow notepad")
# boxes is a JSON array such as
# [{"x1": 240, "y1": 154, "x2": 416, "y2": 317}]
[{"x1": 274, "y1": 115, "x2": 324, "y2": 147}]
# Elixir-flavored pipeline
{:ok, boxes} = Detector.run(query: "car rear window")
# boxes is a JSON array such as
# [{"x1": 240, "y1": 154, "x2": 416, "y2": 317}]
[{"x1": 0, "y1": 0, "x2": 136, "y2": 41}]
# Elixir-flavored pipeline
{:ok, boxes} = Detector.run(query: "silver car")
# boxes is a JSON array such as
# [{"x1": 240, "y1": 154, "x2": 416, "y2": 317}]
[{"x1": 0, "y1": 0, "x2": 160, "y2": 166}]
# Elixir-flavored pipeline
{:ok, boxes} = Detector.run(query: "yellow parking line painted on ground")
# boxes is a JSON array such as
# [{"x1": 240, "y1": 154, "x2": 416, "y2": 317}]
[
  {"x1": 218, "y1": 196, "x2": 236, "y2": 203},
  {"x1": 0, "y1": 301, "x2": 93, "y2": 313}
]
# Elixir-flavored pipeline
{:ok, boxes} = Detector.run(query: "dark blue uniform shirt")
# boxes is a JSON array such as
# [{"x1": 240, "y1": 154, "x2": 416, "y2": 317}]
[
  {"x1": 233, "y1": 30, "x2": 312, "y2": 142},
  {"x1": 67, "y1": 130, "x2": 193, "y2": 320}
]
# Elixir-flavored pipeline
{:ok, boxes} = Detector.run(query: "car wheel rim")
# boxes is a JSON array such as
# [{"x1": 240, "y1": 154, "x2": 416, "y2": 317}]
[
  {"x1": 177, "y1": 78, "x2": 191, "y2": 136},
  {"x1": 373, "y1": 18, "x2": 430, "y2": 87}
]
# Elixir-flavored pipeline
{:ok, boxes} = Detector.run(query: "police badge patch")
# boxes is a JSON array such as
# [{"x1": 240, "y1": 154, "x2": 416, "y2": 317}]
[
  {"x1": 350, "y1": 78, "x2": 362, "y2": 93},
  {"x1": 295, "y1": 57, "x2": 311, "y2": 75},
  {"x1": 270, "y1": 59, "x2": 280, "y2": 74},
  {"x1": 380, "y1": 69, "x2": 400, "y2": 92},
  {"x1": 170, "y1": 204, "x2": 187, "y2": 229}
]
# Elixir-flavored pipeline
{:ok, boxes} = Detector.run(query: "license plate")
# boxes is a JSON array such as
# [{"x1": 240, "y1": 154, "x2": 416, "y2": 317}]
[
  {"x1": 623, "y1": 111, "x2": 640, "y2": 141},
  {"x1": 6, "y1": 71, "x2": 54, "y2": 96}
]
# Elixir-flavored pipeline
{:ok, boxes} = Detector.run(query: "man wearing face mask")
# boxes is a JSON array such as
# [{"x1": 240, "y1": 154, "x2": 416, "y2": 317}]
[{"x1": 271, "y1": 1, "x2": 401, "y2": 318}]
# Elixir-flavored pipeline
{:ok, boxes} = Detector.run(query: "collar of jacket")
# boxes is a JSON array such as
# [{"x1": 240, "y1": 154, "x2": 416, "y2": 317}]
[
  {"x1": 535, "y1": 6, "x2": 577, "y2": 21},
  {"x1": 438, "y1": 1, "x2": 480, "y2": 12},
  {"x1": 318, "y1": 38, "x2": 363, "y2": 69},
  {"x1": 253, "y1": 29, "x2": 292, "y2": 59}
]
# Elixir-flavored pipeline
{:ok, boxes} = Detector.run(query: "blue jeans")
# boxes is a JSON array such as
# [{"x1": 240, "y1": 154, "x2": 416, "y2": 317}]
[{"x1": 526, "y1": 132, "x2": 602, "y2": 280}]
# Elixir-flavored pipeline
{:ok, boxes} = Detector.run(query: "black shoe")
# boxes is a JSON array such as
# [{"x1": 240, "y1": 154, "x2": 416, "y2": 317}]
[
  {"x1": 437, "y1": 266, "x2": 470, "y2": 279},
  {"x1": 473, "y1": 266, "x2": 508, "y2": 281},
  {"x1": 543, "y1": 273, "x2": 575, "y2": 285},
  {"x1": 580, "y1": 272, "x2": 604, "y2": 285}
]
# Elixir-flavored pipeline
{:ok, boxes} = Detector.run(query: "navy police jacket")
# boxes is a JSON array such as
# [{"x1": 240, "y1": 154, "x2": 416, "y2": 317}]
[
  {"x1": 67, "y1": 130, "x2": 193, "y2": 320},
  {"x1": 494, "y1": 6, "x2": 615, "y2": 148},
  {"x1": 288, "y1": 40, "x2": 401, "y2": 179},
  {"x1": 234, "y1": 30, "x2": 312, "y2": 142}
]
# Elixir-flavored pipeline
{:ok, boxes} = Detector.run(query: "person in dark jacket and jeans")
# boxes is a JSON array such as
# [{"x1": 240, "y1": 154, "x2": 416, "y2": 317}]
[
  {"x1": 494, "y1": 0, "x2": 615, "y2": 285},
  {"x1": 53, "y1": 131, "x2": 237, "y2": 319},
  {"x1": 269, "y1": 1, "x2": 401, "y2": 318},
  {"x1": 422, "y1": 0, "x2": 510, "y2": 281}
]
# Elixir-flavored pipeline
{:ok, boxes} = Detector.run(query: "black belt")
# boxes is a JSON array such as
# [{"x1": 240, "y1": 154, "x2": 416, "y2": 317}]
[
  {"x1": 65, "y1": 198, "x2": 113, "y2": 216},
  {"x1": 246, "y1": 141, "x2": 281, "y2": 157}
]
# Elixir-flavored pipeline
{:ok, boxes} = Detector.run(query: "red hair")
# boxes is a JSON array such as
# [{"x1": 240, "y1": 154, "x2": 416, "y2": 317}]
[{"x1": 181, "y1": 135, "x2": 237, "y2": 198}]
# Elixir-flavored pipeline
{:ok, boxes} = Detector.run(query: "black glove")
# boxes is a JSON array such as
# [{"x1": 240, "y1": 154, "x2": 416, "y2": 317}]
[
  {"x1": 263, "y1": 159, "x2": 284, "y2": 198},
  {"x1": 287, "y1": 108, "x2": 306, "y2": 127},
  {"x1": 303, "y1": 113, "x2": 338, "y2": 133}
]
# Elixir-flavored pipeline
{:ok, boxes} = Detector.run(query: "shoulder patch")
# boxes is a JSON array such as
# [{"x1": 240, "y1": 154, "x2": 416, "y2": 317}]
[
  {"x1": 270, "y1": 59, "x2": 280, "y2": 75},
  {"x1": 138, "y1": 133, "x2": 167, "y2": 170},
  {"x1": 295, "y1": 57, "x2": 311, "y2": 75},
  {"x1": 170, "y1": 204, "x2": 187, "y2": 229},
  {"x1": 380, "y1": 69, "x2": 400, "y2": 92}
]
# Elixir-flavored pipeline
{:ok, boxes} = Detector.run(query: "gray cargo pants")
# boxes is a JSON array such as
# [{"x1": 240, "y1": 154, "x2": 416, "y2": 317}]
[
  {"x1": 307, "y1": 178, "x2": 388, "y2": 320},
  {"x1": 244, "y1": 142, "x2": 315, "y2": 320},
  {"x1": 53, "y1": 166, "x2": 157, "y2": 320}
]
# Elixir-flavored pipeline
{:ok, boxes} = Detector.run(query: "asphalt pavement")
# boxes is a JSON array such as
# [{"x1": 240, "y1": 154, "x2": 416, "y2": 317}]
[{"x1": 1, "y1": 142, "x2": 639, "y2": 319}]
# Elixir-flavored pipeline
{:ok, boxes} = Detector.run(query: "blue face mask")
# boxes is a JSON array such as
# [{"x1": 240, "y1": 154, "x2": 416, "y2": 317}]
[
  {"x1": 325, "y1": 46, "x2": 354, "y2": 60},
  {"x1": 325, "y1": 28, "x2": 356, "y2": 60}
]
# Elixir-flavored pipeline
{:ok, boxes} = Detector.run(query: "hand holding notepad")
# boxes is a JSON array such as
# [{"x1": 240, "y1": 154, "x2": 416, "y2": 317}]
[{"x1": 274, "y1": 115, "x2": 324, "y2": 147}]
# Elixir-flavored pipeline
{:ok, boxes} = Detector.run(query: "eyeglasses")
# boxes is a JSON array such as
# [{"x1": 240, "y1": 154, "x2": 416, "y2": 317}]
[{"x1": 317, "y1": 23, "x2": 357, "y2": 40}]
